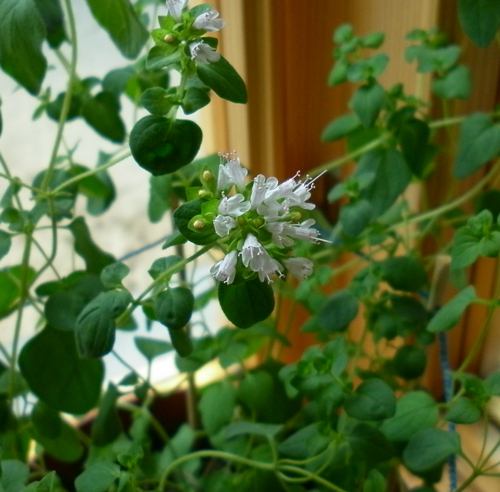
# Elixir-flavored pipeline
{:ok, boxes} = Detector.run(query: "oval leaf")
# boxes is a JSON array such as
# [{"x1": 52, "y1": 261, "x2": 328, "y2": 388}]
[{"x1": 218, "y1": 277, "x2": 275, "y2": 329}]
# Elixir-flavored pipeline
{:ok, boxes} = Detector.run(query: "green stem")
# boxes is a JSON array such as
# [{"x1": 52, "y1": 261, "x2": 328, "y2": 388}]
[
  {"x1": 279, "y1": 464, "x2": 346, "y2": 492},
  {"x1": 119, "y1": 244, "x2": 212, "y2": 323},
  {"x1": 393, "y1": 160, "x2": 500, "y2": 231},
  {"x1": 457, "y1": 258, "x2": 499, "y2": 373},
  {"x1": 41, "y1": 0, "x2": 78, "y2": 191},
  {"x1": 10, "y1": 233, "x2": 33, "y2": 404},
  {"x1": 309, "y1": 134, "x2": 390, "y2": 177},
  {"x1": 50, "y1": 150, "x2": 131, "y2": 195}
]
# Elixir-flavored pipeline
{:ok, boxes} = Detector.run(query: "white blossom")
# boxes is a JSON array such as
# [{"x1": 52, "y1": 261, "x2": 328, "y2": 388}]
[
  {"x1": 189, "y1": 41, "x2": 220, "y2": 64},
  {"x1": 213, "y1": 215, "x2": 236, "y2": 237},
  {"x1": 250, "y1": 174, "x2": 279, "y2": 209},
  {"x1": 284, "y1": 257, "x2": 314, "y2": 279},
  {"x1": 210, "y1": 251, "x2": 238, "y2": 284},
  {"x1": 218, "y1": 194, "x2": 251, "y2": 217},
  {"x1": 193, "y1": 8, "x2": 224, "y2": 32},
  {"x1": 240, "y1": 234, "x2": 283, "y2": 283},
  {"x1": 166, "y1": 0, "x2": 187, "y2": 20},
  {"x1": 217, "y1": 155, "x2": 248, "y2": 191},
  {"x1": 266, "y1": 218, "x2": 321, "y2": 247},
  {"x1": 284, "y1": 173, "x2": 325, "y2": 210}
]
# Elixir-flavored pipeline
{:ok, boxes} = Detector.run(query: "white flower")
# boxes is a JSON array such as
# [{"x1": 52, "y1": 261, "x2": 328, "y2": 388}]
[
  {"x1": 217, "y1": 155, "x2": 248, "y2": 191},
  {"x1": 250, "y1": 174, "x2": 278, "y2": 209},
  {"x1": 193, "y1": 8, "x2": 224, "y2": 32},
  {"x1": 284, "y1": 257, "x2": 314, "y2": 279},
  {"x1": 240, "y1": 234, "x2": 283, "y2": 283},
  {"x1": 266, "y1": 218, "x2": 321, "y2": 247},
  {"x1": 210, "y1": 251, "x2": 238, "y2": 284},
  {"x1": 166, "y1": 0, "x2": 187, "y2": 20},
  {"x1": 218, "y1": 194, "x2": 251, "y2": 217},
  {"x1": 213, "y1": 214, "x2": 236, "y2": 237},
  {"x1": 284, "y1": 173, "x2": 325, "y2": 210},
  {"x1": 265, "y1": 221, "x2": 294, "y2": 248},
  {"x1": 189, "y1": 41, "x2": 220, "y2": 64}
]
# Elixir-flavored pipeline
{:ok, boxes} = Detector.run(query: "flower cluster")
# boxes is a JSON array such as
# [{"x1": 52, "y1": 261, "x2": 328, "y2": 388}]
[
  {"x1": 209, "y1": 154, "x2": 327, "y2": 284},
  {"x1": 165, "y1": 0, "x2": 224, "y2": 64}
]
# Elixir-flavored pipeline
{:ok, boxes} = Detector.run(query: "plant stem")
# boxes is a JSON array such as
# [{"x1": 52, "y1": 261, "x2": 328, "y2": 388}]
[
  {"x1": 393, "y1": 160, "x2": 500, "y2": 231},
  {"x1": 50, "y1": 150, "x2": 131, "y2": 195},
  {"x1": 119, "y1": 244, "x2": 212, "y2": 323},
  {"x1": 309, "y1": 134, "x2": 390, "y2": 177},
  {"x1": 457, "y1": 258, "x2": 500, "y2": 373},
  {"x1": 41, "y1": 0, "x2": 78, "y2": 191},
  {"x1": 10, "y1": 233, "x2": 33, "y2": 405}
]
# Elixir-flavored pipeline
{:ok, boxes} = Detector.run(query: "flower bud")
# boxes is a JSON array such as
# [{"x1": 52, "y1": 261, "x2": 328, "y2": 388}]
[
  {"x1": 252, "y1": 217, "x2": 264, "y2": 228},
  {"x1": 192, "y1": 219, "x2": 206, "y2": 230},
  {"x1": 163, "y1": 34, "x2": 176, "y2": 43},
  {"x1": 202, "y1": 169, "x2": 214, "y2": 182},
  {"x1": 289, "y1": 211, "x2": 302, "y2": 222},
  {"x1": 198, "y1": 189, "x2": 212, "y2": 199}
]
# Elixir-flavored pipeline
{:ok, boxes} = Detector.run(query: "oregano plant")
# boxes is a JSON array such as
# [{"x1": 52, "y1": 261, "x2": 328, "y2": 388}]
[{"x1": 0, "y1": 0, "x2": 499, "y2": 491}]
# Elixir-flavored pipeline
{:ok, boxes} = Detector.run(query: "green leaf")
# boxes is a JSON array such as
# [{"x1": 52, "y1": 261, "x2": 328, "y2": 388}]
[
  {"x1": 393, "y1": 345, "x2": 427, "y2": 379},
  {"x1": 451, "y1": 211, "x2": 500, "y2": 269},
  {"x1": 427, "y1": 286, "x2": 476, "y2": 333},
  {"x1": 454, "y1": 113, "x2": 500, "y2": 178},
  {"x1": 168, "y1": 327, "x2": 193, "y2": 357},
  {"x1": 148, "y1": 175, "x2": 173, "y2": 222},
  {"x1": 321, "y1": 113, "x2": 360, "y2": 142},
  {"x1": 224, "y1": 421, "x2": 281, "y2": 440},
  {"x1": 75, "y1": 290, "x2": 132, "y2": 358},
  {"x1": 148, "y1": 255, "x2": 182, "y2": 279},
  {"x1": 199, "y1": 381, "x2": 236, "y2": 435},
  {"x1": 398, "y1": 118, "x2": 434, "y2": 177},
  {"x1": 158, "y1": 424, "x2": 196, "y2": 470},
  {"x1": 134, "y1": 336, "x2": 172, "y2": 361},
  {"x1": 197, "y1": 55, "x2": 247, "y2": 104},
  {"x1": 155, "y1": 287, "x2": 194, "y2": 330},
  {"x1": 358, "y1": 148, "x2": 411, "y2": 217},
  {"x1": 75, "y1": 462, "x2": 120, "y2": 492},
  {"x1": 382, "y1": 391, "x2": 438, "y2": 442},
  {"x1": 75, "y1": 162, "x2": 116, "y2": 216},
  {"x1": 458, "y1": 0, "x2": 500, "y2": 47},
  {"x1": 432, "y1": 65, "x2": 471, "y2": 100},
  {"x1": 362, "y1": 32, "x2": 385, "y2": 48},
  {"x1": 100, "y1": 261, "x2": 129, "y2": 288},
  {"x1": 403, "y1": 428, "x2": 460, "y2": 474},
  {"x1": 351, "y1": 82, "x2": 385, "y2": 127},
  {"x1": 363, "y1": 469, "x2": 386, "y2": 492},
  {"x1": 19, "y1": 329, "x2": 104, "y2": 414},
  {"x1": 35, "y1": 0, "x2": 65, "y2": 48},
  {"x1": 0, "y1": 460, "x2": 29, "y2": 492},
  {"x1": 380, "y1": 256, "x2": 427, "y2": 292},
  {"x1": 130, "y1": 116, "x2": 203, "y2": 175},
  {"x1": 81, "y1": 91, "x2": 126, "y2": 143},
  {"x1": 339, "y1": 199, "x2": 373, "y2": 236},
  {"x1": 446, "y1": 397, "x2": 481, "y2": 424},
  {"x1": 24, "y1": 471, "x2": 62, "y2": 491},
  {"x1": 68, "y1": 217, "x2": 115, "y2": 274},
  {"x1": 0, "y1": 230, "x2": 12, "y2": 260},
  {"x1": 334, "y1": 24, "x2": 354, "y2": 43},
  {"x1": 0, "y1": 265, "x2": 36, "y2": 320},
  {"x1": 218, "y1": 278, "x2": 275, "y2": 329},
  {"x1": 31, "y1": 403, "x2": 84, "y2": 462},
  {"x1": 317, "y1": 289, "x2": 359, "y2": 331},
  {"x1": 485, "y1": 371, "x2": 500, "y2": 395},
  {"x1": 182, "y1": 86, "x2": 211, "y2": 114},
  {"x1": 91, "y1": 384, "x2": 122, "y2": 446},
  {"x1": 173, "y1": 199, "x2": 217, "y2": 245},
  {"x1": 345, "y1": 378, "x2": 396, "y2": 420},
  {"x1": 85, "y1": 0, "x2": 148, "y2": 58},
  {"x1": 44, "y1": 273, "x2": 103, "y2": 332},
  {"x1": 140, "y1": 87, "x2": 174, "y2": 116},
  {"x1": 0, "y1": 0, "x2": 47, "y2": 94},
  {"x1": 278, "y1": 423, "x2": 330, "y2": 459}
]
